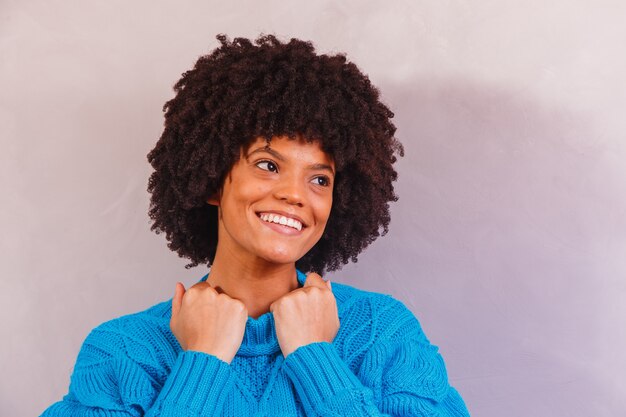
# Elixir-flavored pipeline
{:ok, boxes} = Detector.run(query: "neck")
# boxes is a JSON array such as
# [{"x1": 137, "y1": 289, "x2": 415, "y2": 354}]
[{"x1": 207, "y1": 246, "x2": 300, "y2": 319}]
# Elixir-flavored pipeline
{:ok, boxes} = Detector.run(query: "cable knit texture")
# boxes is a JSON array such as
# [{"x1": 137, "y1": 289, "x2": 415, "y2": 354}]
[{"x1": 41, "y1": 270, "x2": 470, "y2": 416}]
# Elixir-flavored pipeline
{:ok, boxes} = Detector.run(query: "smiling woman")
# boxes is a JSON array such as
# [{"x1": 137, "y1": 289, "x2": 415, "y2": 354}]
[
  {"x1": 209, "y1": 136, "x2": 334, "y2": 276},
  {"x1": 40, "y1": 35, "x2": 471, "y2": 416}
]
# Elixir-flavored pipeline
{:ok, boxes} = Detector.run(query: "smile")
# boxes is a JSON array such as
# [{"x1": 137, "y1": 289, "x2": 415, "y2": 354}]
[{"x1": 257, "y1": 212, "x2": 304, "y2": 231}]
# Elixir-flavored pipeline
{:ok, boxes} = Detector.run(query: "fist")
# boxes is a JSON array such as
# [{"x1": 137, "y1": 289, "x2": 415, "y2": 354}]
[
  {"x1": 270, "y1": 273, "x2": 340, "y2": 357},
  {"x1": 170, "y1": 281, "x2": 248, "y2": 364}
]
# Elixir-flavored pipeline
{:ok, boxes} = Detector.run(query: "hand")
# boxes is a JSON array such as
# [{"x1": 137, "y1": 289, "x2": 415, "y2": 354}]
[
  {"x1": 270, "y1": 273, "x2": 340, "y2": 358},
  {"x1": 170, "y1": 281, "x2": 248, "y2": 364}
]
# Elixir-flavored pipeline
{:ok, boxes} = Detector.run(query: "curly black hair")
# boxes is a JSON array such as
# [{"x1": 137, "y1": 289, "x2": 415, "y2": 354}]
[{"x1": 147, "y1": 34, "x2": 403, "y2": 273}]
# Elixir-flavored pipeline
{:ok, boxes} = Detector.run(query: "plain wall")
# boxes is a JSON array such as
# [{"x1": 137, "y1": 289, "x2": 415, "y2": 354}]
[{"x1": 1, "y1": 1, "x2": 625, "y2": 416}]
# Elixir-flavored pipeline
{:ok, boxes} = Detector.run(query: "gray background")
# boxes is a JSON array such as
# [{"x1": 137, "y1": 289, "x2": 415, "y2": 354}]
[{"x1": 2, "y1": 1, "x2": 625, "y2": 416}]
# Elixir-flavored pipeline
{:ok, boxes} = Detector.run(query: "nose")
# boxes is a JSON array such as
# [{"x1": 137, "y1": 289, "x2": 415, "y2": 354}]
[{"x1": 273, "y1": 175, "x2": 304, "y2": 207}]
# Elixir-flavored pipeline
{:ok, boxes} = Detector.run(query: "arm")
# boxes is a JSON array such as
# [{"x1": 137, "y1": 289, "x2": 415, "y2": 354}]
[
  {"x1": 281, "y1": 298, "x2": 470, "y2": 417},
  {"x1": 40, "y1": 321, "x2": 237, "y2": 417}
]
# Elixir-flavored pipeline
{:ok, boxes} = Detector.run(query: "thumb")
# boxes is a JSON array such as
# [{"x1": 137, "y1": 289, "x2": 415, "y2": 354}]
[
  {"x1": 303, "y1": 272, "x2": 326, "y2": 289},
  {"x1": 172, "y1": 282, "x2": 185, "y2": 318}
]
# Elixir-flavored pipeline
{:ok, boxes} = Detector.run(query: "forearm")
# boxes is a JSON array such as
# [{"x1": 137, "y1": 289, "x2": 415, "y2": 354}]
[
  {"x1": 41, "y1": 351, "x2": 236, "y2": 417},
  {"x1": 282, "y1": 342, "x2": 470, "y2": 417}
]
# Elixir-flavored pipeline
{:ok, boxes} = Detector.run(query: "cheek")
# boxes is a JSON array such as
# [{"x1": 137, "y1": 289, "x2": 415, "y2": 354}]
[
  {"x1": 229, "y1": 179, "x2": 266, "y2": 205},
  {"x1": 313, "y1": 194, "x2": 333, "y2": 227}
]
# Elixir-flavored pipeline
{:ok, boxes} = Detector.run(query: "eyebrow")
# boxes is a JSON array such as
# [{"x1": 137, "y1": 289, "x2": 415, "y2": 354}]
[{"x1": 247, "y1": 146, "x2": 335, "y2": 175}]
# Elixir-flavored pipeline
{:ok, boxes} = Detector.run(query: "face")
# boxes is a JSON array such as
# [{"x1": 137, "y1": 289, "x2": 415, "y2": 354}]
[{"x1": 209, "y1": 136, "x2": 335, "y2": 266}]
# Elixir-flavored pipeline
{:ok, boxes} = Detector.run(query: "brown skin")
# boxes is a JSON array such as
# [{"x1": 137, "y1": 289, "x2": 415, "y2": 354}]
[
  {"x1": 170, "y1": 136, "x2": 340, "y2": 363},
  {"x1": 271, "y1": 273, "x2": 338, "y2": 358}
]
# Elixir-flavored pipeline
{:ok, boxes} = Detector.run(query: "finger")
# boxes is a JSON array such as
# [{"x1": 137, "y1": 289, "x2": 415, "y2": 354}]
[
  {"x1": 197, "y1": 279, "x2": 227, "y2": 295},
  {"x1": 172, "y1": 282, "x2": 185, "y2": 318},
  {"x1": 303, "y1": 272, "x2": 326, "y2": 289}
]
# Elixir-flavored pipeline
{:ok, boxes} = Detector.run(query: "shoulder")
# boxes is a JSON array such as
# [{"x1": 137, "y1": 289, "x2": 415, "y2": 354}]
[
  {"x1": 330, "y1": 281, "x2": 470, "y2": 414},
  {"x1": 88, "y1": 298, "x2": 172, "y2": 338},
  {"x1": 331, "y1": 278, "x2": 430, "y2": 348},
  {"x1": 77, "y1": 298, "x2": 177, "y2": 369},
  {"x1": 66, "y1": 299, "x2": 176, "y2": 408}
]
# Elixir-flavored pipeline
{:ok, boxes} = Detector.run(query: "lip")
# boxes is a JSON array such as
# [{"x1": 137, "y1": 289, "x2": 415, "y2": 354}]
[{"x1": 255, "y1": 210, "x2": 308, "y2": 228}]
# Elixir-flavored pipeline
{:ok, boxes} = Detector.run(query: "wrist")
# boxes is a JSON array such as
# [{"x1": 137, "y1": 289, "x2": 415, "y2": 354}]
[{"x1": 186, "y1": 345, "x2": 233, "y2": 364}]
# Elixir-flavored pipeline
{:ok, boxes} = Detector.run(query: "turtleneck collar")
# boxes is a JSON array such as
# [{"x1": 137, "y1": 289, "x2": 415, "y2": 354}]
[{"x1": 198, "y1": 269, "x2": 307, "y2": 357}]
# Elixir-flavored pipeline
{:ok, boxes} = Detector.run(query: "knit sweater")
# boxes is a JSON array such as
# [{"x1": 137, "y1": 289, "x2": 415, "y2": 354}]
[{"x1": 41, "y1": 270, "x2": 470, "y2": 416}]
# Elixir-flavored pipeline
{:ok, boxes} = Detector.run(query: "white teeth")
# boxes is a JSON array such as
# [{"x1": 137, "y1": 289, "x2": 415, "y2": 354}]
[{"x1": 259, "y1": 213, "x2": 303, "y2": 231}]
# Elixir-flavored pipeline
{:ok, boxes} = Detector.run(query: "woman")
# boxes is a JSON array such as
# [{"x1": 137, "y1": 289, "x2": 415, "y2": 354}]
[{"x1": 41, "y1": 35, "x2": 470, "y2": 416}]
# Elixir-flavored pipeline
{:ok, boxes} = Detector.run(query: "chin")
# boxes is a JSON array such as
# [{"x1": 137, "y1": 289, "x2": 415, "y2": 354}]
[
  {"x1": 258, "y1": 247, "x2": 304, "y2": 265},
  {"x1": 261, "y1": 254, "x2": 299, "y2": 266}
]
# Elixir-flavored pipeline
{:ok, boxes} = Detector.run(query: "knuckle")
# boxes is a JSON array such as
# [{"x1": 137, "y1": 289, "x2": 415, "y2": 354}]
[
  {"x1": 216, "y1": 293, "x2": 230, "y2": 303},
  {"x1": 191, "y1": 282, "x2": 211, "y2": 292},
  {"x1": 233, "y1": 300, "x2": 246, "y2": 314},
  {"x1": 183, "y1": 289, "x2": 197, "y2": 302},
  {"x1": 186, "y1": 285, "x2": 201, "y2": 295},
  {"x1": 307, "y1": 287, "x2": 322, "y2": 296}
]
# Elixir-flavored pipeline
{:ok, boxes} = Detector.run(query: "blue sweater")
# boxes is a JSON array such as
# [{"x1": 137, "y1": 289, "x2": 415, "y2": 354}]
[{"x1": 41, "y1": 270, "x2": 470, "y2": 416}]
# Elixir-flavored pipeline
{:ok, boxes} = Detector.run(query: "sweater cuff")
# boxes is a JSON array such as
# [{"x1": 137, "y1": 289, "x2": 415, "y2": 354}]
[
  {"x1": 156, "y1": 350, "x2": 235, "y2": 416},
  {"x1": 282, "y1": 342, "x2": 364, "y2": 407}
]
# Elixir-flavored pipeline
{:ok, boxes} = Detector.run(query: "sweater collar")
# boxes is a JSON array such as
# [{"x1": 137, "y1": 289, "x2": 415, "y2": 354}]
[{"x1": 198, "y1": 269, "x2": 307, "y2": 356}]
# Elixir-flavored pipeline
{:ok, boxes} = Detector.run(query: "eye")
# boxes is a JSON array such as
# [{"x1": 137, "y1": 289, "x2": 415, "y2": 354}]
[
  {"x1": 256, "y1": 160, "x2": 278, "y2": 173},
  {"x1": 312, "y1": 176, "x2": 331, "y2": 187}
]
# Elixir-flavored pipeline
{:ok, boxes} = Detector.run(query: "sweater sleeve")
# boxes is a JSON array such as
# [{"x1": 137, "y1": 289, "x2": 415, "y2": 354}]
[
  {"x1": 281, "y1": 297, "x2": 470, "y2": 417},
  {"x1": 40, "y1": 319, "x2": 237, "y2": 417}
]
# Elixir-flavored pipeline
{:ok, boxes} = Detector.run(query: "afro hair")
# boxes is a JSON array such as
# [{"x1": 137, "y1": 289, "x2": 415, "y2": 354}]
[{"x1": 147, "y1": 34, "x2": 403, "y2": 273}]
